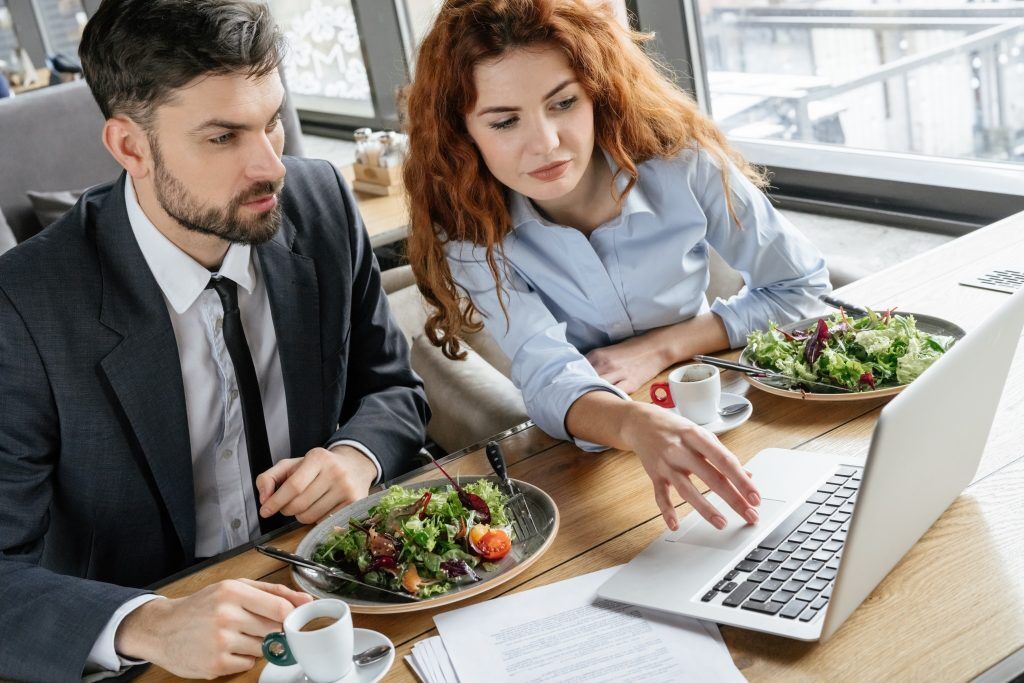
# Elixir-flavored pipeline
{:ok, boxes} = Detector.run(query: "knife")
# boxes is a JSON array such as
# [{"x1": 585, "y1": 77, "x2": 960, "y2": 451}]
[
  {"x1": 255, "y1": 544, "x2": 420, "y2": 601},
  {"x1": 692, "y1": 355, "x2": 853, "y2": 393}
]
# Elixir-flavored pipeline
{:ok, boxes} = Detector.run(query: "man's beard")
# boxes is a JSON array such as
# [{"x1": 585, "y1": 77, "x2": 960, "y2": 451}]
[{"x1": 150, "y1": 139, "x2": 283, "y2": 245}]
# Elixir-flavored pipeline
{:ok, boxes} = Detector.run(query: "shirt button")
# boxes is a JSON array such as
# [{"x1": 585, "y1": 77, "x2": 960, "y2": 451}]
[
  {"x1": 216, "y1": 317, "x2": 224, "y2": 332},
  {"x1": 221, "y1": 449, "x2": 233, "y2": 460},
  {"x1": 229, "y1": 389, "x2": 239, "y2": 402},
  {"x1": 231, "y1": 518, "x2": 241, "y2": 530}
]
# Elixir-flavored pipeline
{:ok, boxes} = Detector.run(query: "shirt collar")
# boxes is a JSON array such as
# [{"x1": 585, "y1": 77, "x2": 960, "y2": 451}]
[
  {"x1": 509, "y1": 147, "x2": 655, "y2": 231},
  {"x1": 124, "y1": 176, "x2": 254, "y2": 314}
]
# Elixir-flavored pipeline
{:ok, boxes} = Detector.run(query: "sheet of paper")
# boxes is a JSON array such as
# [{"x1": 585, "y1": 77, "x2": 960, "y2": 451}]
[{"x1": 434, "y1": 566, "x2": 746, "y2": 683}]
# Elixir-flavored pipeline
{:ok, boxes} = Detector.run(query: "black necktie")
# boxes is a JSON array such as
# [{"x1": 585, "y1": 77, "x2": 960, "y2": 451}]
[{"x1": 206, "y1": 276, "x2": 286, "y2": 534}]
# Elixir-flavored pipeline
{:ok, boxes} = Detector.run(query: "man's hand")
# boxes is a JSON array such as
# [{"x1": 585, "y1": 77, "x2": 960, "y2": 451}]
[
  {"x1": 115, "y1": 579, "x2": 312, "y2": 679},
  {"x1": 586, "y1": 330, "x2": 673, "y2": 394},
  {"x1": 256, "y1": 446, "x2": 377, "y2": 524}
]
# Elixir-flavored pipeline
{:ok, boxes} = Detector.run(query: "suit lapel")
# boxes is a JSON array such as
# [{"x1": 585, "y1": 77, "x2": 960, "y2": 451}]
[
  {"x1": 95, "y1": 175, "x2": 196, "y2": 559},
  {"x1": 257, "y1": 214, "x2": 323, "y2": 459}
]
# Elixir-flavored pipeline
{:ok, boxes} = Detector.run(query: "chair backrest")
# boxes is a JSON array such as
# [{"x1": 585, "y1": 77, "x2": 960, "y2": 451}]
[{"x1": 0, "y1": 76, "x2": 304, "y2": 244}]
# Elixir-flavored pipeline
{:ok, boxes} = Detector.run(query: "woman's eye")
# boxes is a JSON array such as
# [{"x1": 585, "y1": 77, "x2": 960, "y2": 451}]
[
  {"x1": 210, "y1": 132, "x2": 234, "y2": 145},
  {"x1": 554, "y1": 96, "x2": 577, "y2": 111},
  {"x1": 489, "y1": 117, "x2": 517, "y2": 131}
]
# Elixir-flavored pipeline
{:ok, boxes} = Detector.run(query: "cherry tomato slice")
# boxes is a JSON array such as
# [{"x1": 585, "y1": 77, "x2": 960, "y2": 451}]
[{"x1": 477, "y1": 529, "x2": 511, "y2": 561}]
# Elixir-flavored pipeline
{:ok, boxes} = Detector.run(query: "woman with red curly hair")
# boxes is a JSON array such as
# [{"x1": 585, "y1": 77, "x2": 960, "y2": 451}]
[{"x1": 403, "y1": 0, "x2": 831, "y2": 531}]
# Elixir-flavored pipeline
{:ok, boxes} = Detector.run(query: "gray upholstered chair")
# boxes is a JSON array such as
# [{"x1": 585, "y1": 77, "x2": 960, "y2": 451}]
[{"x1": 0, "y1": 77, "x2": 305, "y2": 244}]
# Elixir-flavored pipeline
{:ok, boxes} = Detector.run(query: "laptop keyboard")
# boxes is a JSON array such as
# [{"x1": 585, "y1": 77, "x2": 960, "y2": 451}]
[{"x1": 699, "y1": 466, "x2": 862, "y2": 623}]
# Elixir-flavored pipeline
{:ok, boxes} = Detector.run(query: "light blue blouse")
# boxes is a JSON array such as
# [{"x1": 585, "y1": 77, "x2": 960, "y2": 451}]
[{"x1": 446, "y1": 147, "x2": 831, "y2": 449}]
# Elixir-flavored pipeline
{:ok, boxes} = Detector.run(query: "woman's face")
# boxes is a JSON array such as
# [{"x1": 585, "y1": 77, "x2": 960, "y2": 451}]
[{"x1": 465, "y1": 45, "x2": 595, "y2": 203}]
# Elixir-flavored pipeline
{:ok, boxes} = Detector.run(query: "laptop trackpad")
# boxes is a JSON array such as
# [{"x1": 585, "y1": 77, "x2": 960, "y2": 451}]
[{"x1": 666, "y1": 498, "x2": 789, "y2": 552}]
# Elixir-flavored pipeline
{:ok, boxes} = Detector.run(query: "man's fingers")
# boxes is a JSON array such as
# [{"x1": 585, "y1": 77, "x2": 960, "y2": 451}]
[
  {"x1": 297, "y1": 489, "x2": 348, "y2": 525},
  {"x1": 255, "y1": 458, "x2": 300, "y2": 504},
  {"x1": 213, "y1": 653, "x2": 258, "y2": 676},
  {"x1": 261, "y1": 459, "x2": 319, "y2": 517},
  {"x1": 234, "y1": 611, "x2": 282, "y2": 640},
  {"x1": 280, "y1": 473, "x2": 331, "y2": 518},
  {"x1": 232, "y1": 581, "x2": 301, "y2": 622},
  {"x1": 238, "y1": 579, "x2": 313, "y2": 608}
]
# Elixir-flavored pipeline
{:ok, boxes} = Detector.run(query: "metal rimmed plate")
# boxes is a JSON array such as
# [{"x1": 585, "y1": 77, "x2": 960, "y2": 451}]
[
  {"x1": 737, "y1": 312, "x2": 966, "y2": 401},
  {"x1": 292, "y1": 476, "x2": 559, "y2": 614}
]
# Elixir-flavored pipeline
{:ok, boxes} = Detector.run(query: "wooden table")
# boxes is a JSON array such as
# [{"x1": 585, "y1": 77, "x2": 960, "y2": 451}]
[
  {"x1": 340, "y1": 165, "x2": 409, "y2": 249},
  {"x1": 141, "y1": 210, "x2": 1024, "y2": 682}
]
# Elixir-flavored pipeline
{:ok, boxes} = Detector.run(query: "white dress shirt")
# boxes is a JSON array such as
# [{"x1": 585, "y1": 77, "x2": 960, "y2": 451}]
[{"x1": 84, "y1": 178, "x2": 380, "y2": 677}]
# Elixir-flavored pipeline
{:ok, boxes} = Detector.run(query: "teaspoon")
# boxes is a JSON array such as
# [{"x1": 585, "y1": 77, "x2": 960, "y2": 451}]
[
  {"x1": 719, "y1": 402, "x2": 749, "y2": 417},
  {"x1": 354, "y1": 644, "x2": 392, "y2": 666}
]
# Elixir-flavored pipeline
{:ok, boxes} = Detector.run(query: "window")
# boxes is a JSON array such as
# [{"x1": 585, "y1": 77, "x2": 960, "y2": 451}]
[
  {"x1": 633, "y1": 0, "x2": 1024, "y2": 228},
  {"x1": 33, "y1": 0, "x2": 86, "y2": 58},
  {"x1": 697, "y1": 2, "x2": 1024, "y2": 165},
  {"x1": 270, "y1": 0, "x2": 375, "y2": 119},
  {"x1": 0, "y1": 3, "x2": 20, "y2": 68}
]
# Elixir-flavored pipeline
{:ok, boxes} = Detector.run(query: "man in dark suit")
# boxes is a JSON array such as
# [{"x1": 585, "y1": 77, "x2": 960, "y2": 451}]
[{"x1": 0, "y1": 1, "x2": 429, "y2": 680}]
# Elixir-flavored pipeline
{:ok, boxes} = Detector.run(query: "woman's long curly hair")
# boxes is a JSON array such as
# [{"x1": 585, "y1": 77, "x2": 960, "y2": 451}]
[{"x1": 403, "y1": 0, "x2": 766, "y2": 360}]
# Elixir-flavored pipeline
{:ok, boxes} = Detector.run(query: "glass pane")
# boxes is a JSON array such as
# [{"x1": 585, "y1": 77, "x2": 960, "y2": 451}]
[
  {"x1": 696, "y1": 1, "x2": 1024, "y2": 164},
  {"x1": 399, "y1": 0, "x2": 443, "y2": 55},
  {"x1": 0, "y1": 3, "x2": 19, "y2": 65},
  {"x1": 34, "y1": 0, "x2": 87, "y2": 58},
  {"x1": 270, "y1": 0, "x2": 374, "y2": 119}
]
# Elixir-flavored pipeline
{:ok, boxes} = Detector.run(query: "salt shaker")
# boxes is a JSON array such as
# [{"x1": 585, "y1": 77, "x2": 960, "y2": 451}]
[{"x1": 353, "y1": 127, "x2": 373, "y2": 166}]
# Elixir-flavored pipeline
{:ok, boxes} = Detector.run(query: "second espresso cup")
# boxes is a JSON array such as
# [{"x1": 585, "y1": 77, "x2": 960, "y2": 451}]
[
  {"x1": 650, "y1": 363, "x2": 721, "y2": 425},
  {"x1": 262, "y1": 598, "x2": 354, "y2": 683}
]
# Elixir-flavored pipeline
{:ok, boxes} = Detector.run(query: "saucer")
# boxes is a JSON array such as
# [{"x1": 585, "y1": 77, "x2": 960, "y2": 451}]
[
  {"x1": 673, "y1": 392, "x2": 752, "y2": 435},
  {"x1": 258, "y1": 628, "x2": 394, "y2": 683}
]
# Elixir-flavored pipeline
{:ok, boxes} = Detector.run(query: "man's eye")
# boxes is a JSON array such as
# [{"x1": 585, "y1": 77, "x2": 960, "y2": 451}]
[
  {"x1": 267, "y1": 115, "x2": 281, "y2": 131},
  {"x1": 489, "y1": 116, "x2": 517, "y2": 131},
  {"x1": 211, "y1": 133, "x2": 234, "y2": 145}
]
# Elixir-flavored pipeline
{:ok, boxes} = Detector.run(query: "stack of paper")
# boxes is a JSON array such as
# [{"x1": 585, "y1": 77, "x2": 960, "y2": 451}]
[
  {"x1": 405, "y1": 637, "x2": 459, "y2": 683},
  {"x1": 404, "y1": 566, "x2": 746, "y2": 683}
]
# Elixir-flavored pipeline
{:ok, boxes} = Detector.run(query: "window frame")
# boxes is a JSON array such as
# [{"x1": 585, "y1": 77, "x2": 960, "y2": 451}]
[
  {"x1": 630, "y1": 0, "x2": 1024, "y2": 234},
  {"x1": 287, "y1": 0, "x2": 409, "y2": 137}
]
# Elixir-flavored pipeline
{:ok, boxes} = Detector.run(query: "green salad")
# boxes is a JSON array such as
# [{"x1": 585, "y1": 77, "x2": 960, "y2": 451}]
[
  {"x1": 312, "y1": 479, "x2": 513, "y2": 599},
  {"x1": 745, "y1": 308, "x2": 955, "y2": 392}
]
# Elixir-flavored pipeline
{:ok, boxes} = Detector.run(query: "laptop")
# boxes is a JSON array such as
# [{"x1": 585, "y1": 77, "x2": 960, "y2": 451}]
[{"x1": 598, "y1": 287, "x2": 1024, "y2": 641}]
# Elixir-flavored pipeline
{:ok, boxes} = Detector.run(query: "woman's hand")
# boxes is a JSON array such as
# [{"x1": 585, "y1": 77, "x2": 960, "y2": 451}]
[
  {"x1": 621, "y1": 403, "x2": 761, "y2": 531},
  {"x1": 586, "y1": 331, "x2": 672, "y2": 393},
  {"x1": 586, "y1": 313, "x2": 731, "y2": 394}
]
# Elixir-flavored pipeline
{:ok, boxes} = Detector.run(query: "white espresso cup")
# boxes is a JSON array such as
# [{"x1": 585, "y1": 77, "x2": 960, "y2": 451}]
[
  {"x1": 649, "y1": 363, "x2": 721, "y2": 424},
  {"x1": 262, "y1": 598, "x2": 354, "y2": 683}
]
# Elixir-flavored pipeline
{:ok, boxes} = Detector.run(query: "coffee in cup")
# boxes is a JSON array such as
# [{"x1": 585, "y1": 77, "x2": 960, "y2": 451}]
[
  {"x1": 299, "y1": 616, "x2": 339, "y2": 632},
  {"x1": 649, "y1": 363, "x2": 721, "y2": 424}
]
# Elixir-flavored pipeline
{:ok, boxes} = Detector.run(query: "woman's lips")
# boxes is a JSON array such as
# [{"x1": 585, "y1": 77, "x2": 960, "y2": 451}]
[
  {"x1": 527, "y1": 160, "x2": 571, "y2": 182},
  {"x1": 243, "y1": 194, "x2": 278, "y2": 213}
]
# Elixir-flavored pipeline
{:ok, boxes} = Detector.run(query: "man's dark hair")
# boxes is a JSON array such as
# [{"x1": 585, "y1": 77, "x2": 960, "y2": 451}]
[{"x1": 79, "y1": 0, "x2": 285, "y2": 126}]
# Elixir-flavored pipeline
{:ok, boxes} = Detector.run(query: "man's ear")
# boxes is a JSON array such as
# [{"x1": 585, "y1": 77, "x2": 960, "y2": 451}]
[{"x1": 101, "y1": 116, "x2": 151, "y2": 179}]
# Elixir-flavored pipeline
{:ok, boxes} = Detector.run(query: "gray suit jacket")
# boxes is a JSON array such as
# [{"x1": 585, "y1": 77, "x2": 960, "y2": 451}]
[{"x1": 0, "y1": 157, "x2": 429, "y2": 682}]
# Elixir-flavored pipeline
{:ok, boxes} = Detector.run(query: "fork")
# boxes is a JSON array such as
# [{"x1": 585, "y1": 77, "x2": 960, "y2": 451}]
[{"x1": 485, "y1": 440, "x2": 541, "y2": 542}]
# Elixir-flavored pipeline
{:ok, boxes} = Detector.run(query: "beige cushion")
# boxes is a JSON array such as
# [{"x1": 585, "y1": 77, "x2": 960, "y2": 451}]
[{"x1": 410, "y1": 334, "x2": 527, "y2": 453}]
